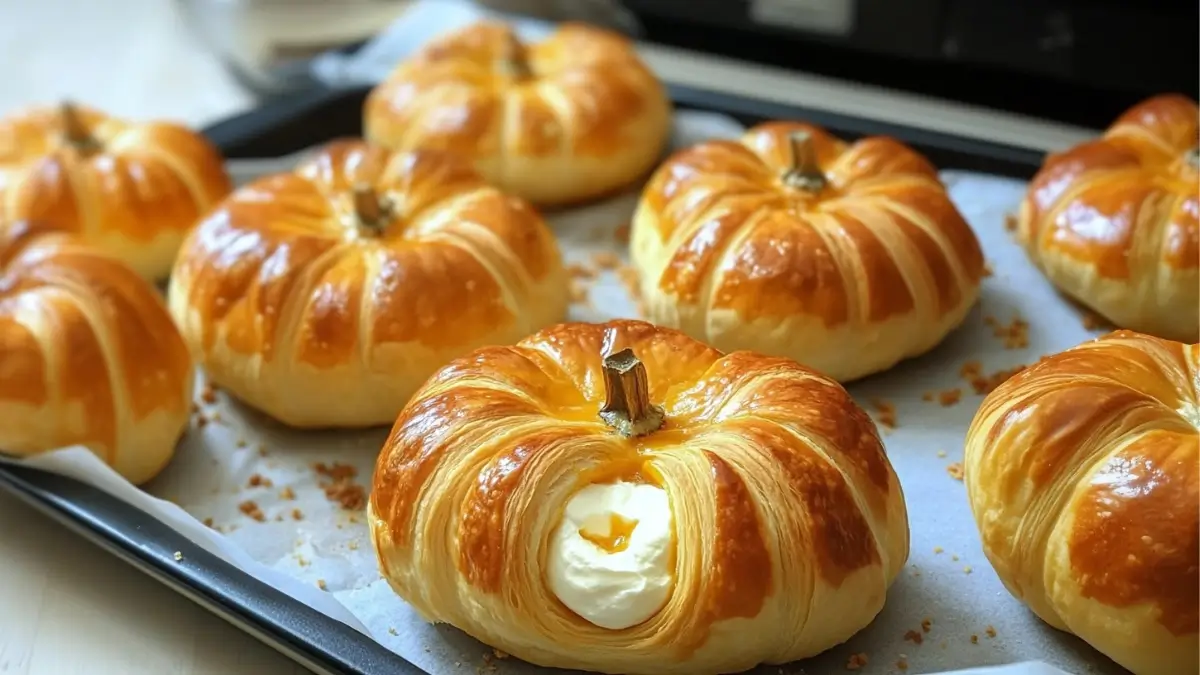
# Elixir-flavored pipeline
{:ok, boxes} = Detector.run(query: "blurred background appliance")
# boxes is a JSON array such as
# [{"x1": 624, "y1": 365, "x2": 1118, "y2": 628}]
[{"x1": 181, "y1": 0, "x2": 1198, "y2": 130}]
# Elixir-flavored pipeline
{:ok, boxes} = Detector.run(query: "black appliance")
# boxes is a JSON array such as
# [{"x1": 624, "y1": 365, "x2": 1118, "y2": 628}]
[{"x1": 618, "y1": 0, "x2": 1200, "y2": 130}]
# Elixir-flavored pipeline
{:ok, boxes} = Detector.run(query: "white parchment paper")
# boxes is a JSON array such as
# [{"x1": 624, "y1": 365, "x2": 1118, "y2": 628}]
[{"x1": 2, "y1": 106, "x2": 1129, "y2": 675}]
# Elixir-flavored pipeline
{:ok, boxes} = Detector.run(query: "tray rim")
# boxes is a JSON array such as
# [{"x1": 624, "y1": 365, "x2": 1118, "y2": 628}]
[{"x1": 0, "y1": 78, "x2": 1054, "y2": 675}]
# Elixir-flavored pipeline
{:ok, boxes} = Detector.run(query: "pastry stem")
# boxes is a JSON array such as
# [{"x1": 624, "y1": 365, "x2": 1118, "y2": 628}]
[
  {"x1": 781, "y1": 130, "x2": 827, "y2": 192},
  {"x1": 600, "y1": 348, "x2": 665, "y2": 438},
  {"x1": 59, "y1": 101, "x2": 100, "y2": 155},
  {"x1": 351, "y1": 183, "x2": 391, "y2": 232},
  {"x1": 500, "y1": 31, "x2": 532, "y2": 80}
]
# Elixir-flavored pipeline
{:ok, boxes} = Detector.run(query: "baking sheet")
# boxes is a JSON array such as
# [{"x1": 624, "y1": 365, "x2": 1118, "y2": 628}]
[{"x1": 2, "y1": 106, "x2": 1125, "y2": 675}]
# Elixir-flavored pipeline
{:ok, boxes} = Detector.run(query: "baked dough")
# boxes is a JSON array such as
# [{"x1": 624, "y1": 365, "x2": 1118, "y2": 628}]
[
  {"x1": 964, "y1": 330, "x2": 1198, "y2": 675},
  {"x1": 364, "y1": 21, "x2": 671, "y2": 207},
  {"x1": 0, "y1": 102, "x2": 232, "y2": 280},
  {"x1": 168, "y1": 139, "x2": 568, "y2": 428},
  {"x1": 0, "y1": 221, "x2": 194, "y2": 484},
  {"x1": 1016, "y1": 94, "x2": 1198, "y2": 342},
  {"x1": 370, "y1": 319, "x2": 909, "y2": 675},
  {"x1": 630, "y1": 122, "x2": 985, "y2": 382}
]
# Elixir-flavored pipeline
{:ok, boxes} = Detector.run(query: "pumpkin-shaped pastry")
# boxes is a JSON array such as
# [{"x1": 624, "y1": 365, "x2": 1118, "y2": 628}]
[
  {"x1": 630, "y1": 122, "x2": 985, "y2": 382},
  {"x1": 0, "y1": 221, "x2": 194, "y2": 484},
  {"x1": 0, "y1": 102, "x2": 232, "y2": 281},
  {"x1": 964, "y1": 330, "x2": 1198, "y2": 675},
  {"x1": 364, "y1": 21, "x2": 671, "y2": 207},
  {"x1": 1016, "y1": 94, "x2": 1199, "y2": 343},
  {"x1": 370, "y1": 319, "x2": 909, "y2": 675},
  {"x1": 168, "y1": 139, "x2": 568, "y2": 429}
]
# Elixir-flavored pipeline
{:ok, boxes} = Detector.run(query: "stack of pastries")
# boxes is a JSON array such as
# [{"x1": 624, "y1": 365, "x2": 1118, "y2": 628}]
[{"x1": 2, "y1": 15, "x2": 1197, "y2": 675}]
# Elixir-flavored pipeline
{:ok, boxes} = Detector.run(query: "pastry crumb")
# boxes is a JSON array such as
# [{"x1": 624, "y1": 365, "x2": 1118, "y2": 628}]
[
  {"x1": 316, "y1": 579, "x2": 327, "y2": 591},
  {"x1": 292, "y1": 508, "x2": 304, "y2": 521},
  {"x1": 492, "y1": 649, "x2": 508, "y2": 659},
  {"x1": 1004, "y1": 214, "x2": 1017, "y2": 232},
  {"x1": 566, "y1": 262, "x2": 596, "y2": 279},
  {"x1": 315, "y1": 462, "x2": 366, "y2": 511},
  {"x1": 388, "y1": 626, "x2": 398, "y2": 636},
  {"x1": 964, "y1": 565, "x2": 973, "y2": 574},
  {"x1": 200, "y1": 383, "x2": 218, "y2": 404},
  {"x1": 173, "y1": 551, "x2": 183, "y2": 561},
  {"x1": 985, "y1": 314, "x2": 1029, "y2": 349},
  {"x1": 985, "y1": 625, "x2": 997, "y2": 638},
  {"x1": 238, "y1": 500, "x2": 265, "y2": 522},
  {"x1": 933, "y1": 546, "x2": 943, "y2": 554},
  {"x1": 845, "y1": 653, "x2": 869, "y2": 670},
  {"x1": 248, "y1": 473, "x2": 273, "y2": 488},
  {"x1": 195, "y1": 414, "x2": 209, "y2": 428},
  {"x1": 591, "y1": 251, "x2": 620, "y2": 270},
  {"x1": 951, "y1": 554, "x2": 960, "y2": 561},
  {"x1": 946, "y1": 463, "x2": 964, "y2": 481},
  {"x1": 348, "y1": 540, "x2": 360, "y2": 551},
  {"x1": 938, "y1": 389, "x2": 962, "y2": 406},
  {"x1": 921, "y1": 618, "x2": 933, "y2": 633},
  {"x1": 896, "y1": 656, "x2": 909, "y2": 672},
  {"x1": 903, "y1": 629, "x2": 924, "y2": 645},
  {"x1": 280, "y1": 486, "x2": 296, "y2": 500},
  {"x1": 314, "y1": 462, "x2": 357, "y2": 481},
  {"x1": 568, "y1": 278, "x2": 590, "y2": 305},
  {"x1": 970, "y1": 634, "x2": 979, "y2": 644},
  {"x1": 936, "y1": 450, "x2": 947, "y2": 458},
  {"x1": 203, "y1": 517, "x2": 214, "y2": 528},
  {"x1": 869, "y1": 399, "x2": 897, "y2": 429}
]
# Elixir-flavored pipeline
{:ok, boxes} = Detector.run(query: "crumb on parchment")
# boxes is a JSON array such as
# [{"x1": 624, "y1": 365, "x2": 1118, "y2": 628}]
[
  {"x1": 314, "y1": 462, "x2": 367, "y2": 511},
  {"x1": 292, "y1": 508, "x2": 304, "y2": 521},
  {"x1": 946, "y1": 463, "x2": 964, "y2": 481},
  {"x1": 316, "y1": 579, "x2": 327, "y2": 591},
  {"x1": 959, "y1": 360, "x2": 1027, "y2": 396},
  {"x1": 200, "y1": 382, "x2": 218, "y2": 404},
  {"x1": 173, "y1": 551, "x2": 183, "y2": 561},
  {"x1": 248, "y1": 473, "x2": 273, "y2": 488},
  {"x1": 388, "y1": 627, "x2": 398, "y2": 636},
  {"x1": 238, "y1": 500, "x2": 265, "y2": 522},
  {"x1": 203, "y1": 517, "x2": 214, "y2": 528},
  {"x1": 964, "y1": 565, "x2": 973, "y2": 574},
  {"x1": 869, "y1": 399, "x2": 896, "y2": 429},
  {"x1": 938, "y1": 389, "x2": 962, "y2": 406},
  {"x1": 970, "y1": 634, "x2": 979, "y2": 644},
  {"x1": 985, "y1": 625, "x2": 997, "y2": 638},
  {"x1": 936, "y1": 450, "x2": 947, "y2": 458},
  {"x1": 903, "y1": 629, "x2": 924, "y2": 645},
  {"x1": 921, "y1": 618, "x2": 933, "y2": 633},
  {"x1": 280, "y1": 486, "x2": 296, "y2": 500},
  {"x1": 845, "y1": 653, "x2": 869, "y2": 670},
  {"x1": 984, "y1": 314, "x2": 1029, "y2": 349},
  {"x1": 933, "y1": 546, "x2": 943, "y2": 554},
  {"x1": 896, "y1": 655, "x2": 909, "y2": 671}
]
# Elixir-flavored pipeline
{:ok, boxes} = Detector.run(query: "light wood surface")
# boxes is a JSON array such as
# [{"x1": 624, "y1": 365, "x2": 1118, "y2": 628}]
[{"x1": 0, "y1": 1, "x2": 298, "y2": 673}]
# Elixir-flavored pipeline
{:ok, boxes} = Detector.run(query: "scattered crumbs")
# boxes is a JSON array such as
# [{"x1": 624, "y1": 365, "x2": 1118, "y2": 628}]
[
  {"x1": 210, "y1": 410, "x2": 223, "y2": 423},
  {"x1": 195, "y1": 413, "x2": 209, "y2": 429},
  {"x1": 985, "y1": 314, "x2": 1030, "y2": 349},
  {"x1": 869, "y1": 399, "x2": 897, "y2": 429},
  {"x1": 936, "y1": 450, "x2": 947, "y2": 458},
  {"x1": 951, "y1": 554, "x2": 960, "y2": 561},
  {"x1": 295, "y1": 554, "x2": 310, "y2": 567},
  {"x1": 280, "y1": 486, "x2": 296, "y2": 500},
  {"x1": 492, "y1": 649, "x2": 509, "y2": 660},
  {"x1": 566, "y1": 262, "x2": 596, "y2": 279},
  {"x1": 921, "y1": 618, "x2": 933, "y2": 633},
  {"x1": 1004, "y1": 213, "x2": 1017, "y2": 232},
  {"x1": 190, "y1": 402, "x2": 201, "y2": 414},
  {"x1": 200, "y1": 382, "x2": 218, "y2": 405},
  {"x1": 964, "y1": 565, "x2": 973, "y2": 574},
  {"x1": 938, "y1": 388, "x2": 962, "y2": 407},
  {"x1": 982, "y1": 261, "x2": 994, "y2": 277},
  {"x1": 614, "y1": 222, "x2": 630, "y2": 244},
  {"x1": 316, "y1": 579, "x2": 327, "y2": 591},
  {"x1": 388, "y1": 627, "x2": 398, "y2": 636},
  {"x1": 203, "y1": 517, "x2": 215, "y2": 528},
  {"x1": 946, "y1": 463, "x2": 964, "y2": 481},
  {"x1": 921, "y1": 391, "x2": 934, "y2": 402},
  {"x1": 292, "y1": 508, "x2": 304, "y2": 521},
  {"x1": 569, "y1": 278, "x2": 590, "y2": 305},
  {"x1": 173, "y1": 551, "x2": 183, "y2": 561},
  {"x1": 985, "y1": 625, "x2": 997, "y2": 639},
  {"x1": 236, "y1": 438, "x2": 248, "y2": 448},
  {"x1": 248, "y1": 473, "x2": 274, "y2": 488},
  {"x1": 845, "y1": 653, "x2": 869, "y2": 670},
  {"x1": 238, "y1": 500, "x2": 265, "y2": 522},
  {"x1": 960, "y1": 360, "x2": 1027, "y2": 396},
  {"x1": 970, "y1": 634, "x2": 979, "y2": 645},
  {"x1": 348, "y1": 539, "x2": 360, "y2": 551},
  {"x1": 591, "y1": 251, "x2": 620, "y2": 270},
  {"x1": 903, "y1": 629, "x2": 924, "y2": 645},
  {"x1": 315, "y1": 462, "x2": 367, "y2": 511},
  {"x1": 933, "y1": 546, "x2": 944, "y2": 554},
  {"x1": 896, "y1": 656, "x2": 909, "y2": 672}
]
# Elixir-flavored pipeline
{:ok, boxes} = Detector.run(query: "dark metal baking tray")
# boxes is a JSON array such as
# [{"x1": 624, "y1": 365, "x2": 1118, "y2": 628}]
[{"x1": 0, "y1": 80, "x2": 1053, "y2": 675}]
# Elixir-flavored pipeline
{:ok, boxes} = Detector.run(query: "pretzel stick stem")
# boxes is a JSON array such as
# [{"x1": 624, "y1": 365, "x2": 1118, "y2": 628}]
[
  {"x1": 782, "y1": 130, "x2": 827, "y2": 191},
  {"x1": 352, "y1": 183, "x2": 390, "y2": 233},
  {"x1": 501, "y1": 31, "x2": 531, "y2": 80},
  {"x1": 600, "y1": 348, "x2": 665, "y2": 438},
  {"x1": 59, "y1": 101, "x2": 100, "y2": 155}
]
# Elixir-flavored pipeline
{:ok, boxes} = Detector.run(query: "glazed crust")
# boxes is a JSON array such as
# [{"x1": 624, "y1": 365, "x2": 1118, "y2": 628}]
[
  {"x1": 0, "y1": 103, "x2": 232, "y2": 280},
  {"x1": 1016, "y1": 94, "x2": 1199, "y2": 342},
  {"x1": 168, "y1": 139, "x2": 568, "y2": 428},
  {"x1": 0, "y1": 221, "x2": 194, "y2": 484},
  {"x1": 964, "y1": 330, "x2": 1199, "y2": 675},
  {"x1": 630, "y1": 121, "x2": 984, "y2": 382},
  {"x1": 369, "y1": 319, "x2": 909, "y2": 675},
  {"x1": 364, "y1": 22, "x2": 672, "y2": 207}
]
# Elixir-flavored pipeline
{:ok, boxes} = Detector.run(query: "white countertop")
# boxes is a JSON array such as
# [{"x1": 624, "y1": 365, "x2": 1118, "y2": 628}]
[{"x1": 0, "y1": 1, "x2": 298, "y2": 673}]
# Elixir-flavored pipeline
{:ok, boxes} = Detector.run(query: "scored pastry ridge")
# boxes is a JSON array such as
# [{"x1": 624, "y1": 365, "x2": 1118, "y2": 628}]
[{"x1": 369, "y1": 319, "x2": 909, "y2": 675}]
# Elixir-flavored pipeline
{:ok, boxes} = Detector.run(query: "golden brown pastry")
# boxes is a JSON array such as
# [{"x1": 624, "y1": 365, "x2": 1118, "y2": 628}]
[
  {"x1": 370, "y1": 319, "x2": 909, "y2": 675},
  {"x1": 630, "y1": 122, "x2": 984, "y2": 382},
  {"x1": 168, "y1": 139, "x2": 568, "y2": 428},
  {"x1": 964, "y1": 330, "x2": 1198, "y2": 675},
  {"x1": 364, "y1": 22, "x2": 671, "y2": 207},
  {"x1": 1016, "y1": 94, "x2": 1199, "y2": 342},
  {"x1": 0, "y1": 102, "x2": 232, "y2": 281},
  {"x1": 0, "y1": 220, "x2": 194, "y2": 484}
]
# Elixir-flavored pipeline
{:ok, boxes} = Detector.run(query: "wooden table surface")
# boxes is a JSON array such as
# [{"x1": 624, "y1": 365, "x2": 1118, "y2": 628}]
[{"x1": 0, "y1": 1, "x2": 298, "y2": 673}]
